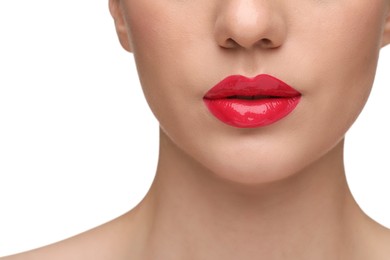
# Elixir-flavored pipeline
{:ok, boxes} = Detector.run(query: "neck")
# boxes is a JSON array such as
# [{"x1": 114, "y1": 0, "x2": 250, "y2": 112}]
[{"x1": 137, "y1": 130, "x2": 367, "y2": 259}]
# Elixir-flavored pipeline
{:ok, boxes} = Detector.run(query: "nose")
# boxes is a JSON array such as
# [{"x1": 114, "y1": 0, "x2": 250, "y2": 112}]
[{"x1": 214, "y1": 0, "x2": 287, "y2": 50}]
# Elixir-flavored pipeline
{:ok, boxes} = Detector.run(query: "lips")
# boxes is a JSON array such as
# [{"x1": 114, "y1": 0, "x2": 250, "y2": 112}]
[{"x1": 203, "y1": 74, "x2": 301, "y2": 128}]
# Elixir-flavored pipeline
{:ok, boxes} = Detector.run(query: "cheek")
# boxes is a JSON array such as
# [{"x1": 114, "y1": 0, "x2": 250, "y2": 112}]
[
  {"x1": 122, "y1": 0, "x2": 197, "y2": 110},
  {"x1": 297, "y1": 2, "x2": 384, "y2": 128},
  {"x1": 122, "y1": 1, "x2": 217, "y2": 144},
  {"x1": 280, "y1": 3, "x2": 386, "y2": 174}
]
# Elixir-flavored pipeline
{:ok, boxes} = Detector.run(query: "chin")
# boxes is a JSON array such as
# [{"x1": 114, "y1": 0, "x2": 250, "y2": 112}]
[
  {"x1": 191, "y1": 131, "x2": 343, "y2": 187},
  {"x1": 196, "y1": 147, "x2": 308, "y2": 186}
]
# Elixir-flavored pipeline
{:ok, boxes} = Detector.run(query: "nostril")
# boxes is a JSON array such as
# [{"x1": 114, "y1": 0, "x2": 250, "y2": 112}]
[
  {"x1": 224, "y1": 38, "x2": 239, "y2": 48},
  {"x1": 261, "y1": 38, "x2": 272, "y2": 46},
  {"x1": 255, "y1": 38, "x2": 274, "y2": 48},
  {"x1": 221, "y1": 37, "x2": 277, "y2": 50}
]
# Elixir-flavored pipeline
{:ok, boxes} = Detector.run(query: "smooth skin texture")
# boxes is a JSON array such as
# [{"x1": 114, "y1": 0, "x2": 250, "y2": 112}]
[{"x1": 2, "y1": 0, "x2": 390, "y2": 259}]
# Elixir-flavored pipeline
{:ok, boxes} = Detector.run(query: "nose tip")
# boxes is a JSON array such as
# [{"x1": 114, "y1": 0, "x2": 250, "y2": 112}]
[{"x1": 214, "y1": 1, "x2": 286, "y2": 50}]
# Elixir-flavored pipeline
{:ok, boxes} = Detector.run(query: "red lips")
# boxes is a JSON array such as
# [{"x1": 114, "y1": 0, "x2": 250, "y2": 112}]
[{"x1": 203, "y1": 74, "x2": 301, "y2": 128}]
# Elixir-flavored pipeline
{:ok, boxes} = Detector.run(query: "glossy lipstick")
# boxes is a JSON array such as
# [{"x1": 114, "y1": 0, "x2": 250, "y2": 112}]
[{"x1": 203, "y1": 74, "x2": 301, "y2": 128}]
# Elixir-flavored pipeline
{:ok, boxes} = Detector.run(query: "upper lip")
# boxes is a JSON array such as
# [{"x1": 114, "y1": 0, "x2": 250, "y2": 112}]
[{"x1": 203, "y1": 74, "x2": 301, "y2": 99}]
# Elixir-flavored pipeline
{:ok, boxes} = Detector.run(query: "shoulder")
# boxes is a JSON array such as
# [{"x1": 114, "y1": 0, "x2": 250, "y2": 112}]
[
  {"x1": 374, "y1": 225, "x2": 390, "y2": 260},
  {"x1": 0, "y1": 210, "x2": 146, "y2": 260},
  {"x1": 359, "y1": 220, "x2": 390, "y2": 260}
]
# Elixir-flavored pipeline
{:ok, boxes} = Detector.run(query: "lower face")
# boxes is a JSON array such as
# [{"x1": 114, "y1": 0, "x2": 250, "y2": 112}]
[{"x1": 120, "y1": 0, "x2": 388, "y2": 184}]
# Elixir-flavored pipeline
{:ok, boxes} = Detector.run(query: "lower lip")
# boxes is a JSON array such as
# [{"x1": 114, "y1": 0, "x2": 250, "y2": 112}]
[{"x1": 203, "y1": 96, "x2": 301, "y2": 128}]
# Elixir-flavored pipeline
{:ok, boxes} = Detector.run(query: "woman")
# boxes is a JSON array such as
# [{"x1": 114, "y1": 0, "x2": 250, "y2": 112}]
[{"x1": 2, "y1": 0, "x2": 390, "y2": 259}]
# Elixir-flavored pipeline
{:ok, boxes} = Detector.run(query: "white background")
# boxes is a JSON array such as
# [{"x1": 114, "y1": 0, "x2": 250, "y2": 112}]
[{"x1": 0, "y1": 1, "x2": 389, "y2": 257}]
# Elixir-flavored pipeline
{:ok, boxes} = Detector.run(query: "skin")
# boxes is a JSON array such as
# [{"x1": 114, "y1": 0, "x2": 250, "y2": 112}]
[{"x1": 2, "y1": 0, "x2": 390, "y2": 259}]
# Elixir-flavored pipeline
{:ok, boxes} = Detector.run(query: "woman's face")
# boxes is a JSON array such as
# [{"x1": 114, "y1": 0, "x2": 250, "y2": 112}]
[{"x1": 111, "y1": 0, "x2": 390, "y2": 184}]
